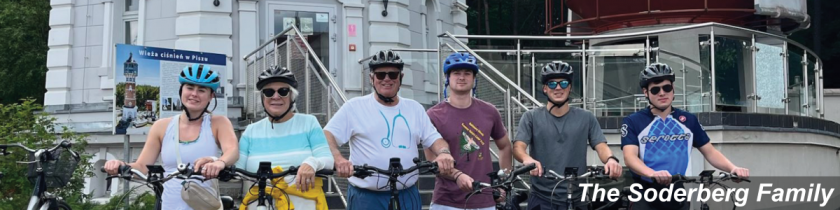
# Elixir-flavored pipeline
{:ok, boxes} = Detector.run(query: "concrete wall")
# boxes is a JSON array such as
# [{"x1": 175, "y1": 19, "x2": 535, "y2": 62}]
[{"x1": 824, "y1": 89, "x2": 840, "y2": 124}]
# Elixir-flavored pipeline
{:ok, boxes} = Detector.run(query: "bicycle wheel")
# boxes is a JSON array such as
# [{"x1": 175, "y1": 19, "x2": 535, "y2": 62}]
[{"x1": 37, "y1": 200, "x2": 71, "y2": 210}]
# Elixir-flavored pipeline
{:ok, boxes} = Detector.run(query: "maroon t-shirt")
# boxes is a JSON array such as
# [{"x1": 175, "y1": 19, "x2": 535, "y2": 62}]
[{"x1": 426, "y1": 98, "x2": 507, "y2": 208}]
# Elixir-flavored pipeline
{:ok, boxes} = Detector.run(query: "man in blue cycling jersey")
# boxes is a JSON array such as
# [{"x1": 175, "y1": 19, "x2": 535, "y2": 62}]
[{"x1": 621, "y1": 63, "x2": 750, "y2": 209}]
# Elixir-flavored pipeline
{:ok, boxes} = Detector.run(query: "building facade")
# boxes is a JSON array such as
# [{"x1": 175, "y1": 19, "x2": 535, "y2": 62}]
[{"x1": 43, "y1": 0, "x2": 467, "y2": 199}]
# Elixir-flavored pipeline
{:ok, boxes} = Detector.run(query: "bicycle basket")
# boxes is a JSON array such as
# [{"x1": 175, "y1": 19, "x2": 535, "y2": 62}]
[{"x1": 27, "y1": 147, "x2": 80, "y2": 188}]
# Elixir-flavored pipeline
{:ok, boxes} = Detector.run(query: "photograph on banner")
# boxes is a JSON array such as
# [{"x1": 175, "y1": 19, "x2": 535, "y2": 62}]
[{"x1": 113, "y1": 44, "x2": 227, "y2": 135}]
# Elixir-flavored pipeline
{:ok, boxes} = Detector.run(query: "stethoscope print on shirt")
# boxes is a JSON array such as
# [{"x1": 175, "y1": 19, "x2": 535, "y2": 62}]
[{"x1": 379, "y1": 109, "x2": 413, "y2": 149}]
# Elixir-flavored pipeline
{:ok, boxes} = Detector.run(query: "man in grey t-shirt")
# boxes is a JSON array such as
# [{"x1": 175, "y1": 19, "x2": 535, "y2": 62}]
[{"x1": 513, "y1": 61, "x2": 622, "y2": 210}]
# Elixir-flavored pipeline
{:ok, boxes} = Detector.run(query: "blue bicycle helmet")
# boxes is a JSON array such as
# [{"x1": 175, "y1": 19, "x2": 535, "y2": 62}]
[
  {"x1": 443, "y1": 52, "x2": 478, "y2": 75},
  {"x1": 179, "y1": 64, "x2": 220, "y2": 91}
]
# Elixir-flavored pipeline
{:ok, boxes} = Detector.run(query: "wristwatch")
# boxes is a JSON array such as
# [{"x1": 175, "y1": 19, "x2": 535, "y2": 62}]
[{"x1": 607, "y1": 155, "x2": 620, "y2": 164}]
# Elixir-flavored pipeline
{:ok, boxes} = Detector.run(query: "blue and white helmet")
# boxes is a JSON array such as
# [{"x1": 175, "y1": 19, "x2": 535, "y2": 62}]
[{"x1": 179, "y1": 64, "x2": 220, "y2": 91}]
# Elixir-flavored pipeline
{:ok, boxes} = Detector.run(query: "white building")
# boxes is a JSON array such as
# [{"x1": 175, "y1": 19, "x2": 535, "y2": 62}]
[{"x1": 44, "y1": 0, "x2": 467, "y2": 199}]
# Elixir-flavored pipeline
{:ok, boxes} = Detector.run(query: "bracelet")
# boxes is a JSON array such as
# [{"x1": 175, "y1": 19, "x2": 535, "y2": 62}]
[
  {"x1": 454, "y1": 172, "x2": 464, "y2": 180},
  {"x1": 439, "y1": 149, "x2": 451, "y2": 155}
]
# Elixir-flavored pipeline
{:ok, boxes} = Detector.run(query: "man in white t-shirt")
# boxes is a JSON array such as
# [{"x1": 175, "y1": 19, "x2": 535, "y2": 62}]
[{"x1": 325, "y1": 50, "x2": 455, "y2": 210}]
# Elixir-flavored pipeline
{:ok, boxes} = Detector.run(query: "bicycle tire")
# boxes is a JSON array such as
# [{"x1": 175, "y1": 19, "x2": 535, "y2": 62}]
[{"x1": 37, "y1": 200, "x2": 72, "y2": 210}]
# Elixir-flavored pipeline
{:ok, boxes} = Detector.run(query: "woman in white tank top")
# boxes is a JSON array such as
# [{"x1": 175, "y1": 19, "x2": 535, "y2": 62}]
[{"x1": 103, "y1": 64, "x2": 239, "y2": 210}]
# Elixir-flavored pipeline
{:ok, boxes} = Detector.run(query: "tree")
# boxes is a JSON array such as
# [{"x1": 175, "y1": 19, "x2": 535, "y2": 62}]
[
  {"x1": 0, "y1": 0, "x2": 50, "y2": 104},
  {"x1": 0, "y1": 99, "x2": 95, "y2": 209}
]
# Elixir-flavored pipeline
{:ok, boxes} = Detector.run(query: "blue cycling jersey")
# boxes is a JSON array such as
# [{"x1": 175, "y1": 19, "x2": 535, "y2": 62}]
[{"x1": 620, "y1": 107, "x2": 710, "y2": 183}]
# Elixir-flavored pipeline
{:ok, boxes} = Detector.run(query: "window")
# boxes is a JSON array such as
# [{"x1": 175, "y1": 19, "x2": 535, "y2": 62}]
[
  {"x1": 125, "y1": 20, "x2": 138, "y2": 45},
  {"x1": 126, "y1": 0, "x2": 138, "y2": 12}
]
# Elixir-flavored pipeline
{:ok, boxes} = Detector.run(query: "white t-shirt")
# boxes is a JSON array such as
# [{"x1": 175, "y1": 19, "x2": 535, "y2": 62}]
[{"x1": 324, "y1": 93, "x2": 441, "y2": 191}]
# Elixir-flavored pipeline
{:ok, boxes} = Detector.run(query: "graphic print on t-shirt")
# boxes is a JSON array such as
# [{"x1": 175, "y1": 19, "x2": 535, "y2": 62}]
[
  {"x1": 639, "y1": 117, "x2": 693, "y2": 181},
  {"x1": 459, "y1": 122, "x2": 485, "y2": 161},
  {"x1": 379, "y1": 109, "x2": 412, "y2": 149}
]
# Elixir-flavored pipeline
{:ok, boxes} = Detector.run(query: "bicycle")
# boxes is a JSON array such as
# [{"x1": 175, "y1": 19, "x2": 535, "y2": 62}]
[
  {"x1": 467, "y1": 163, "x2": 535, "y2": 210},
  {"x1": 675, "y1": 170, "x2": 749, "y2": 210},
  {"x1": 216, "y1": 161, "x2": 334, "y2": 210},
  {"x1": 102, "y1": 163, "x2": 235, "y2": 210},
  {"x1": 594, "y1": 174, "x2": 693, "y2": 210},
  {"x1": 539, "y1": 165, "x2": 617, "y2": 210},
  {"x1": 0, "y1": 140, "x2": 80, "y2": 210},
  {"x1": 351, "y1": 157, "x2": 441, "y2": 210}
]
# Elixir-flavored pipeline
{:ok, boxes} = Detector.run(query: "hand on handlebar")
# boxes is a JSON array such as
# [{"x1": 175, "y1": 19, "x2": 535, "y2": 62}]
[
  {"x1": 730, "y1": 167, "x2": 750, "y2": 180},
  {"x1": 433, "y1": 153, "x2": 455, "y2": 175},
  {"x1": 296, "y1": 163, "x2": 317, "y2": 192},
  {"x1": 604, "y1": 160, "x2": 622, "y2": 179},
  {"x1": 335, "y1": 156, "x2": 353, "y2": 178},
  {"x1": 649, "y1": 170, "x2": 672, "y2": 185},
  {"x1": 522, "y1": 158, "x2": 542, "y2": 177},
  {"x1": 103, "y1": 160, "x2": 128, "y2": 176},
  {"x1": 455, "y1": 173, "x2": 474, "y2": 192},
  {"x1": 194, "y1": 157, "x2": 225, "y2": 179}
]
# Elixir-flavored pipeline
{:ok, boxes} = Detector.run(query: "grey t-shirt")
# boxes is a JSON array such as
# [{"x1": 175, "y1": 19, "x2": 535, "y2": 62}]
[{"x1": 514, "y1": 106, "x2": 607, "y2": 203}]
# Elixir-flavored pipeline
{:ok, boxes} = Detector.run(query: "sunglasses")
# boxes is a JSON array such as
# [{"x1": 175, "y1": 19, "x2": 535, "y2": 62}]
[
  {"x1": 373, "y1": 72, "x2": 400, "y2": 80},
  {"x1": 547, "y1": 80, "x2": 570, "y2": 90},
  {"x1": 648, "y1": 84, "x2": 673, "y2": 95},
  {"x1": 261, "y1": 88, "x2": 291, "y2": 98}
]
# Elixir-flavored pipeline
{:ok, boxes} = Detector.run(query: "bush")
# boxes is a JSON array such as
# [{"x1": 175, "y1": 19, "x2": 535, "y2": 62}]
[{"x1": 0, "y1": 99, "x2": 94, "y2": 209}]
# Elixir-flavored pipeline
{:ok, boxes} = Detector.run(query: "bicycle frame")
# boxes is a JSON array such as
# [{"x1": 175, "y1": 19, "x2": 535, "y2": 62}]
[
  {"x1": 351, "y1": 157, "x2": 439, "y2": 210},
  {"x1": 216, "y1": 161, "x2": 334, "y2": 210}
]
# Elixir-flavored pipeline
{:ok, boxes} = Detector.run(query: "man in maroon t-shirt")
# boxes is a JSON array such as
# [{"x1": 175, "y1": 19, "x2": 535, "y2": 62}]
[{"x1": 425, "y1": 52, "x2": 513, "y2": 210}]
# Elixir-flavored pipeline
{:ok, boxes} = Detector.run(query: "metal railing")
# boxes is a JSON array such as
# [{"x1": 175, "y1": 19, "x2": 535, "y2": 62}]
[
  {"x1": 243, "y1": 24, "x2": 348, "y2": 207},
  {"x1": 438, "y1": 22, "x2": 823, "y2": 118}
]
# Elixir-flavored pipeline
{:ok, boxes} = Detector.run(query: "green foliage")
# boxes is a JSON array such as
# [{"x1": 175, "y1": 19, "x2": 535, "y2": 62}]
[
  {"x1": 0, "y1": 0, "x2": 50, "y2": 104},
  {"x1": 90, "y1": 191, "x2": 157, "y2": 210},
  {"x1": 0, "y1": 99, "x2": 95, "y2": 209}
]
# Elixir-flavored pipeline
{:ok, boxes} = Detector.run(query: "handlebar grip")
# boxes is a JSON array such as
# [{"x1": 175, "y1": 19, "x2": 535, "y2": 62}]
[
  {"x1": 512, "y1": 163, "x2": 536, "y2": 176},
  {"x1": 100, "y1": 165, "x2": 132, "y2": 174},
  {"x1": 316, "y1": 169, "x2": 334, "y2": 176}
]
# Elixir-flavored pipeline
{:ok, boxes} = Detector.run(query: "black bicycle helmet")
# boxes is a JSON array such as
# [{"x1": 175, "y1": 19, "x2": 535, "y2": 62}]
[
  {"x1": 368, "y1": 50, "x2": 404, "y2": 71},
  {"x1": 541, "y1": 61, "x2": 574, "y2": 84},
  {"x1": 639, "y1": 63, "x2": 675, "y2": 89},
  {"x1": 257, "y1": 66, "x2": 298, "y2": 127},
  {"x1": 257, "y1": 66, "x2": 298, "y2": 89}
]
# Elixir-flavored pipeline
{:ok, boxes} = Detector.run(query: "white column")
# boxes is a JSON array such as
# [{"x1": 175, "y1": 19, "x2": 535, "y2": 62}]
[
  {"x1": 137, "y1": 0, "x2": 146, "y2": 45},
  {"x1": 100, "y1": 0, "x2": 115, "y2": 102},
  {"x1": 44, "y1": 0, "x2": 75, "y2": 106},
  {"x1": 237, "y1": 0, "x2": 258, "y2": 97},
  {"x1": 175, "y1": 0, "x2": 233, "y2": 98}
]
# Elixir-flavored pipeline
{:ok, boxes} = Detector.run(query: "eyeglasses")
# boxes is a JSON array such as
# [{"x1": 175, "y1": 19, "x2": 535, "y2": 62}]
[
  {"x1": 261, "y1": 88, "x2": 291, "y2": 98},
  {"x1": 547, "y1": 80, "x2": 570, "y2": 90},
  {"x1": 648, "y1": 84, "x2": 673, "y2": 95},
  {"x1": 373, "y1": 71, "x2": 400, "y2": 80}
]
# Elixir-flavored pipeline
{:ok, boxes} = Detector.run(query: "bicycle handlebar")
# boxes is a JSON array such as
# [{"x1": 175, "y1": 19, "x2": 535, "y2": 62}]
[
  {"x1": 352, "y1": 157, "x2": 439, "y2": 179},
  {"x1": 1, "y1": 140, "x2": 76, "y2": 157},
  {"x1": 217, "y1": 165, "x2": 334, "y2": 181}
]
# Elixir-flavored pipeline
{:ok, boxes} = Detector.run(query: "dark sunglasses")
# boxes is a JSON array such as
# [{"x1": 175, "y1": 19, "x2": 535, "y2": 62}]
[
  {"x1": 648, "y1": 84, "x2": 673, "y2": 95},
  {"x1": 373, "y1": 71, "x2": 400, "y2": 80},
  {"x1": 547, "y1": 80, "x2": 570, "y2": 90},
  {"x1": 261, "y1": 88, "x2": 291, "y2": 98}
]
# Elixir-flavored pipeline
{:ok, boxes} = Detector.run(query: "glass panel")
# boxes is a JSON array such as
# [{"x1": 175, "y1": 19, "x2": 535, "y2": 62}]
[
  {"x1": 787, "y1": 44, "x2": 804, "y2": 115},
  {"x1": 588, "y1": 41, "x2": 647, "y2": 116},
  {"x1": 126, "y1": 0, "x2": 138, "y2": 12},
  {"x1": 754, "y1": 36, "x2": 786, "y2": 114},
  {"x1": 713, "y1": 35, "x2": 751, "y2": 112},
  {"x1": 125, "y1": 21, "x2": 137, "y2": 45},
  {"x1": 530, "y1": 52, "x2": 582, "y2": 108},
  {"x1": 699, "y1": 34, "x2": 713, "y2": 112},
  {"x1": 808, "y1": 54, "x2": 817, "y2": 117},
  {"x1": 654, "y1": 28, "x2": 713, "y2": 113},
  {"x1": 274, "y1": 11, "x2": 331, "y2": 70}
]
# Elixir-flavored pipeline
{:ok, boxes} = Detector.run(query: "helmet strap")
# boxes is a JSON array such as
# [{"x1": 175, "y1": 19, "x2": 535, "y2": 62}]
[{"x1": 262, "y1": 99, "x2": 295, "y2": 129}]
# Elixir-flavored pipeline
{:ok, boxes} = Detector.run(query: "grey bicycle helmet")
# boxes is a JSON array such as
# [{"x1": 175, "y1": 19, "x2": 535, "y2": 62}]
[
  {"x1": 368, "y1": 50, "x2": 404, "y2": 71},
  {"x1": 639, "y1": 63, "x2": 675, "y2": 89},
  {"x1": 257, "y1": 66, "x2": 298, "y2": 89},
  {"x1": 541, "y1": 61, "x2": 574, "y2": 84}
]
